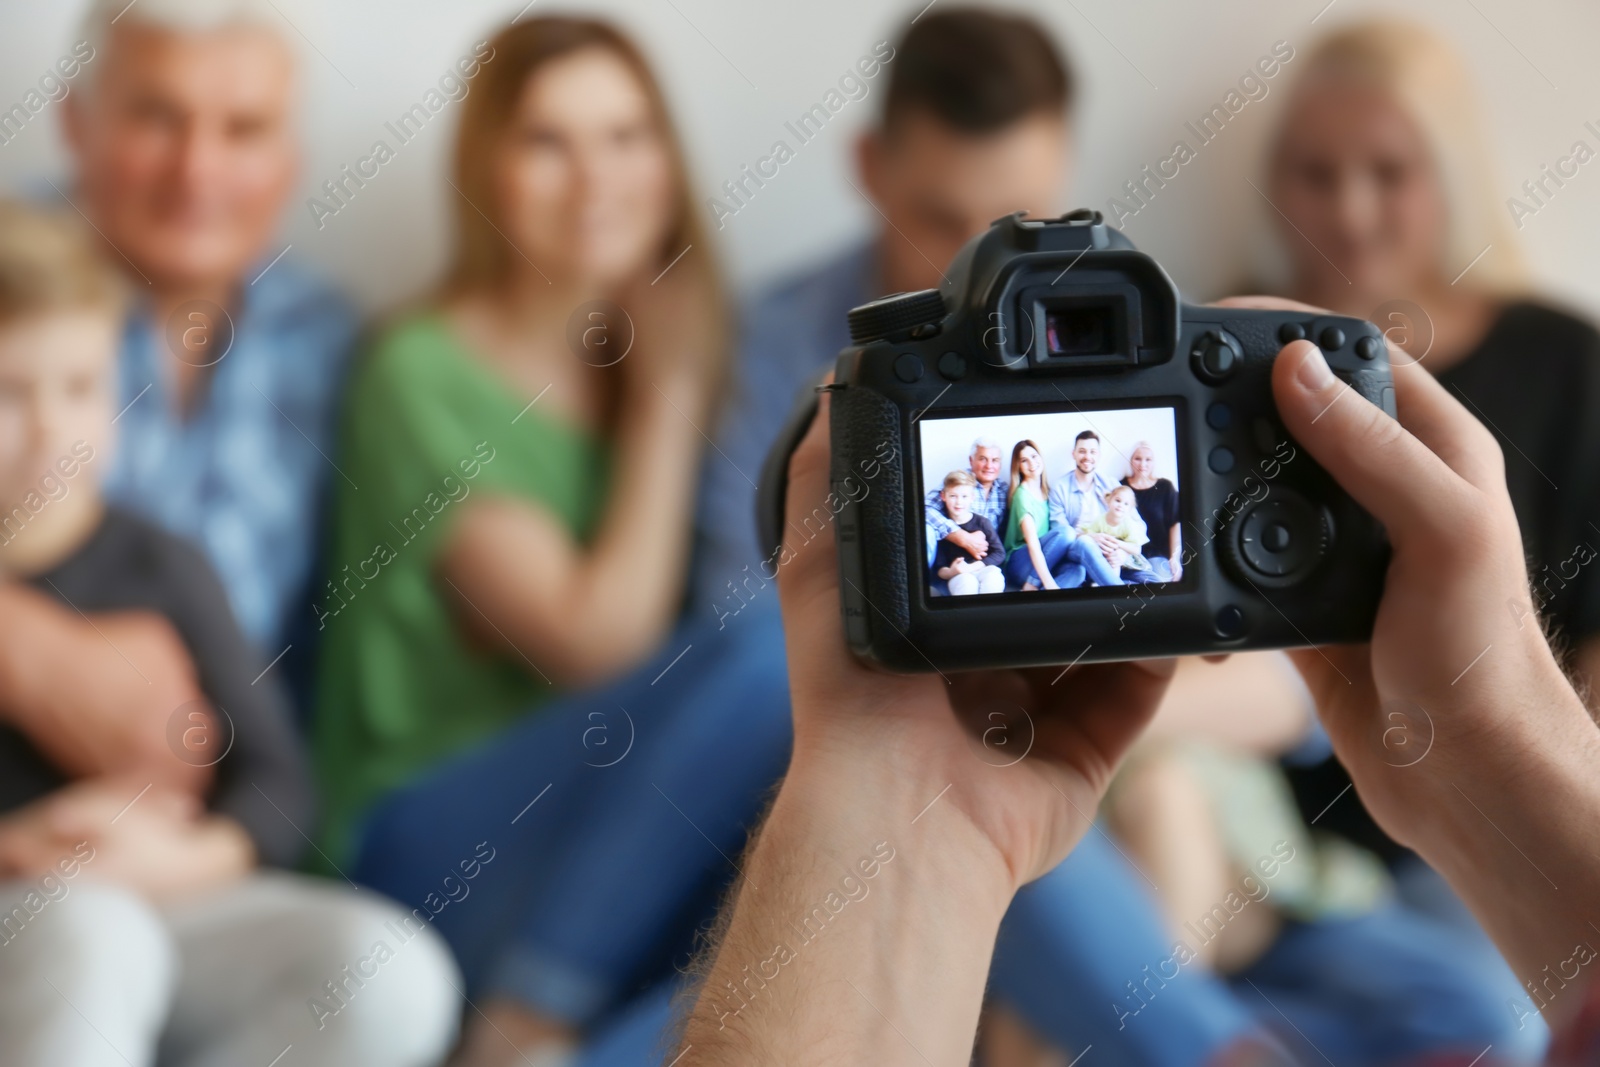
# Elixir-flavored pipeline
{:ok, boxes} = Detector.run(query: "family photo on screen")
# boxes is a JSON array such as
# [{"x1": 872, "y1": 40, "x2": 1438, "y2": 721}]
[{"x1": 920, "y1": 406, "x2": 1183, "y2": 597}]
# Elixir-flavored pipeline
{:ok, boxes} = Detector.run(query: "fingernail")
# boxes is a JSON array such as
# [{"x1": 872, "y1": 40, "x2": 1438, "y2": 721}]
[{"x1": 1295, "y1": 345, "x2": 1335, "y2": 392}]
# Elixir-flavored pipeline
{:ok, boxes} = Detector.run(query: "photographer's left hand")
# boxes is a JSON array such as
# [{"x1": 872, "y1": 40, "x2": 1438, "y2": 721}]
[
  {"x1": 777, "y1": 390, "x2": 1176, "y2": 893},
  {"x1": 685, "y1": 392, "x2": 1177, "y2": 1065}
]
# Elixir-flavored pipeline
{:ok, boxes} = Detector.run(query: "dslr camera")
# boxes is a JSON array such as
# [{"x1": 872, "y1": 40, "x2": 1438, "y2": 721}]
[{"x1": 758, "y1": 210, "x2": 1395, "y2": 672}]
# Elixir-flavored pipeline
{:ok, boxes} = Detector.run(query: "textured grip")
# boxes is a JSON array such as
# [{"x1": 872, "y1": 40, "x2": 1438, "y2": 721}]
[{"x1": 831, "y1": 387, "x2": 910, "y2": 633}]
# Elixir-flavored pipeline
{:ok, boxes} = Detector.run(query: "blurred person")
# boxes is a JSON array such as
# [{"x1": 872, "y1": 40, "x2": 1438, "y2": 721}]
[
  {"x1": 680, "y1": 316, "x2": 1600, "y2": 1065},
  {"x1": 0, "y1": 202, "x2": 458, "y2": 1067},
  {"x1": 1262, "y1": 19, "x2": 1600, "y2": 1047},
  {"x1": 696, "y1": 6, "x2": 1075, "y2": 594},
  {"x1": 308, "y1": 17, "x2": 772, "y2": 1067},
  {"x1": 1264, "y1": 19, "x2": 1600, "y2": 707},
  {"x1": 0, "y1": 0, "x2": 361, "y2": 721},
  {"x1": 0, "y1": 0, "x2": 355, "y2": 808}
]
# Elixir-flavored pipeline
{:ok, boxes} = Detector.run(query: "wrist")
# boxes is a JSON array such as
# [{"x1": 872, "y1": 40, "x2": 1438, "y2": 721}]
[{"x1": 782, "y1": 742, "x2": 1016, "y2": 920}]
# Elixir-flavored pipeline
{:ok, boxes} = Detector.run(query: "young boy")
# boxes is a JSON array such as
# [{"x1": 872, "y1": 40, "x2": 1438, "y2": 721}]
[
  {"x1": 1075, "y1": 484, "x2": 1151, "y2": 582},
  {"x1": 0, "y1": 203, "x2": 459, "y2": 1066},
  {"x1": 932, "y1": 470, "x2": 1006, "y2": 595}
]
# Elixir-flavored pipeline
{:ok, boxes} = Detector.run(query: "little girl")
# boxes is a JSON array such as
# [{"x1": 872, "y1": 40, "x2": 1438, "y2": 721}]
[{"x1": 1075, "y1": 484, "x2": 1150, "y2": 582}]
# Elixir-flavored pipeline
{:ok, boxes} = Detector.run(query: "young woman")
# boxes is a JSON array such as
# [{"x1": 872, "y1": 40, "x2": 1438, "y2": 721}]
[
  {"x1": 310, "y1": 18, "x2": 771, "y2": 1067},
  {"x1": 1001, "y1": 440, "x2": 1076, "y2": 590},
  {"x1": 1121, "y1": 441, "x2": 1180, "y2": 582},
  {"x1": 315, "y1": 15, "x2": 723, "y2": 864}
]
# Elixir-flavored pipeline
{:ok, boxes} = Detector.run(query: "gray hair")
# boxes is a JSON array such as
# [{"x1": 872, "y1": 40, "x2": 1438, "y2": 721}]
[
  {"x1": 969, "y1": 436, "x2": 1001, "y2": 457},
  {"x1": 79, "y1": 0, "x2": 301, "y2": 82}
]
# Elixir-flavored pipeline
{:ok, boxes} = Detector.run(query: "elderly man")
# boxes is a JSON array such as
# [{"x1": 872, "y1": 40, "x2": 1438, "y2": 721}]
[
  {"x1": 0, "y1": 3, "x2": 460, "y2": 1065},
  {"x1": 0, "y1": 0, "x2": 353, "y2": 779},
  {"x1": 925, "y1": 436, "x2": 1009, "y2": 560},
  {"x1": 66, "y1": 0, "x2": 356, "y2": 664}
]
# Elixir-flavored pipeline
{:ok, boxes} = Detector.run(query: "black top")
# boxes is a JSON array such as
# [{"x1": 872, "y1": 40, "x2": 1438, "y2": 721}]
[
  {"x1": 932, "y1": 514, "x2": 1006, "y2": 571},
  {"x1": 0, "y1": 507, "x2": 312, "y2": 867},
  {"x1": 1289, "y1": 301, "x2": 1600, "y2": 859},
  {"x1": 1123, "y1": 478, "x2": 1180, "y2": 560}
]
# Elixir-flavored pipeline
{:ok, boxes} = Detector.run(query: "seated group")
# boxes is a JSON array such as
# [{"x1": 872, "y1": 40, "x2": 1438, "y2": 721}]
[{"x1": 927, "y1": 431, "x2": 1180, "y2": 595}]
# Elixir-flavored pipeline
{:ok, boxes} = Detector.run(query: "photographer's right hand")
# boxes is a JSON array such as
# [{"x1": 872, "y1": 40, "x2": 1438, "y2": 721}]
[{"x1": 1265, "y1": 322, "x2": 1600, "y2": 989}]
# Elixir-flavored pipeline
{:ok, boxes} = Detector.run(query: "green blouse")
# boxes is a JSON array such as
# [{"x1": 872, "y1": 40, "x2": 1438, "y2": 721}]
[
  {"x1": 1003, "y1": 482, "x2": 1050, "y2": 554},
  {"x1": 311, "y1": 313, "x2": 608, "y2": 867}
]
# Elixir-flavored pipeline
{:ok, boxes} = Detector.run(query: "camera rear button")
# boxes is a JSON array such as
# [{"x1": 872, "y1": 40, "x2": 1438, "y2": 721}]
[
  {"x1": 1357, "y1": 335, "x2": 1384, "y2": 360},
  {"x1": 1205, "y1": 402, "x2": 1232, "y2": 430},
  {"x1": 1207, "y1": 447, "x2": 1236, "y2": 474},
  {"x1": 893, "y1": 353, "x2": 925, "y2": 383},
  {"x1": 1319, "y1": 327, "x2": 1347, "y2": 351},
  {"x1": 1214, "y1": 605, "x2": 1248, "y2": 640},
  {"x1": 937, "y1": 351, "x2": 968, "y2": 380},
  {"x1": 1278, "y1": 322, "x2": 1307, "y2": 344}
]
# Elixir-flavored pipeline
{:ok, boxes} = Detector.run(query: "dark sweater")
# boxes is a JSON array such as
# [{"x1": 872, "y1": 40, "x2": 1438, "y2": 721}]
[
  {"x1": 0, "y1": 507, "x2": 312, "y2": 867},
  {"x1": 932, "y1": 513, "x2": 1006, "y2": 572}
]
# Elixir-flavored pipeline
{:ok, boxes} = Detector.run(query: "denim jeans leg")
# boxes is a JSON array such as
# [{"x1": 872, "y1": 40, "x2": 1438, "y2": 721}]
[
  {"x1": 354, "y1": 608, "x2": 795, "y2": 1027},
  {"x1": 1067, "y1": 535, "x2": 1124, "y2": 586},
  {"x1": 990, "y1": 831, "x2": 1269, "y2": 1066}
]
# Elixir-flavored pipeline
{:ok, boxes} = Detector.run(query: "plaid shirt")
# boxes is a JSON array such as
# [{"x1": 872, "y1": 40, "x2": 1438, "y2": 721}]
[
  {"x1": 925, "y1": 474, "x2": 1009, "y2": 541},
  {"x1": 104, "y1": 258, "x2": 358, "y2": 653}
]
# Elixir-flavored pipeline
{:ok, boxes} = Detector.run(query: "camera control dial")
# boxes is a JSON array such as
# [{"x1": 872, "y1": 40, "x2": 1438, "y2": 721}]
[
  {"x1": 1220, "y1": 489, "x2": 1333, "y2": 588},
  {"x1": 848, "y1": 289, "x2": 946, "y2": 344}
]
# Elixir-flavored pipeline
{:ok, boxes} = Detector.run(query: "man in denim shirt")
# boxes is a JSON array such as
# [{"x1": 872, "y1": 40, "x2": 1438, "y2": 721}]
[
  {"x1": 40, "y1": 1, "x2": 356, "y2": 673},
  {"x1": 695, "y1": 11, "x2": 1071, "y2": 617},
  {"x1": 1042, "y1": 429, "x2": 1121, "y2": 586}
]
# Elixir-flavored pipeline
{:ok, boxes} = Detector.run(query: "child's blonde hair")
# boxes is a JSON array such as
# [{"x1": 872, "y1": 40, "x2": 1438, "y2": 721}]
[
  {"x1": 0, "y1": 201, "x2": 125, "y2": 326},
  {"x1": 1104, "y1": 484, "x2": 1136, "y2": 507},
  {"x1": 942, "y1": 470, "x2": 976, "y2": 491}
]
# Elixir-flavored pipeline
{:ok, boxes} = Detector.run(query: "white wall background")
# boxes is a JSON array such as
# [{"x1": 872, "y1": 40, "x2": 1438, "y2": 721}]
[
  {"x1": 3, "y1": 0, "x2": 1597, "y2": 317},
  {"x1": 918, "y1": 406, "x2": 1180, "y2": 500}
]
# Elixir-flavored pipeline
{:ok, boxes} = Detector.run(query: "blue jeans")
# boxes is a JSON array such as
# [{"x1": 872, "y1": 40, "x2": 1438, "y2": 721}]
[
  {"x1": 352, "y1": 604, "x2": 1527, "y2": 1066},
  {"x1": 1010, "y1": 528, "x2": 1123, "y2": 588},
  {"x1": 1124, "y1": 556, "x2": 1172, "y2": 584}
]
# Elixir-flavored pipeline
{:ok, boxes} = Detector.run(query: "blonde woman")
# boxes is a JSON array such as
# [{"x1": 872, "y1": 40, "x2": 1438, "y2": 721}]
[
  {"x1": 1263, "y1": 19, "x2": 1600, "y2": 688},
  {"x1": 1101, "y1": 22, "x2": 1581, "y2": 1064}
]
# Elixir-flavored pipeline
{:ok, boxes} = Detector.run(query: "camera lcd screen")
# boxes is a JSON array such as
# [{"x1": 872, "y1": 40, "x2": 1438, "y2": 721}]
[{"x1": 917, "y1": 404, "x2": 1183, "y2": 599}]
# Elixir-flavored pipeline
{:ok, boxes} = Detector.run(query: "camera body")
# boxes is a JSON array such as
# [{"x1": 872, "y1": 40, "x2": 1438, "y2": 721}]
[{"x1": 758, "y1": 210, "x2": 1395, "y2": 672}]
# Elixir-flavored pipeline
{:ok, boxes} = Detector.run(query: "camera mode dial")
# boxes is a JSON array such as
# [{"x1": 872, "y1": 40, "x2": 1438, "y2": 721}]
[
  {"x1": 1220, "y1": 489, "x2": 1333, "y2": 589},
  {"x1": 848, "y1": 289, "x2": 946, "y2": 344}
]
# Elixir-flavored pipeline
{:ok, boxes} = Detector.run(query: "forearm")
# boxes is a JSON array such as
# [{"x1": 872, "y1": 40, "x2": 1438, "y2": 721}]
[
  {"x1": 683, "y1": 753, "x2": 1011, "y2": 1066},
  {"x1": 580, "y1": 388, "x2": 705, "y2": 631},
  {"x1": 445, "y1": 390, "x2": 707, "y2": 682},
  {"x1": 0, "y1": 583, "x2": 63, "y2": 729},
  {"x1": 1390, "y1": 677, "x2": 1600, "y2": 990}
]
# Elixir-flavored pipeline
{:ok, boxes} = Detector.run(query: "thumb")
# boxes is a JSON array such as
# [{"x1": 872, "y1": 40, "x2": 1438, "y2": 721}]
[{"x1": 1271, "y1": 340, "x2": 1471, "y2": 553}]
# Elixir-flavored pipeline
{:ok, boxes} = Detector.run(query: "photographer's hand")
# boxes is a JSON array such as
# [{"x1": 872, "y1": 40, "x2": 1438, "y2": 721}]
[
  {"x1": 682, "y1": 391, "x2": 1176, "y2": 1066},
  {"x1": 1259, "y1": 310, "x2": 1600, "y2": 996}
]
